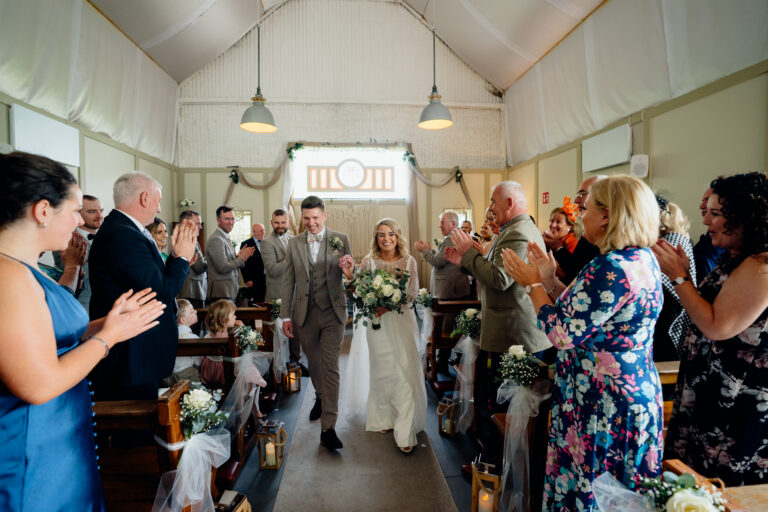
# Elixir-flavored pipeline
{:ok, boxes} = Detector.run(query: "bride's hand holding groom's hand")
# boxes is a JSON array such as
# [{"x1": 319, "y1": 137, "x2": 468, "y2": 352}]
[{"x1": 339, "y1": 254, "x2": 355, "y2": 280}]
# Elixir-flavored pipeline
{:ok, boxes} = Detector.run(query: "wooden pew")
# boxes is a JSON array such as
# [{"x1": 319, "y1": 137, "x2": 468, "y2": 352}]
[
  {"x1": 663, "y1": 459, "x2": 754, "y2": 512},
  {"x1": 194, "y1": 306, "x2": 274, "y2": 352},
  {"x1": 426, "y1": 298, "x2": 482, "y2": 395},
  {"x1": 94, "y1": 380, "x2": 212, "y2": 512},
  {"x1": 656, "y1": 360, "x2": 680, "y2": 439}
]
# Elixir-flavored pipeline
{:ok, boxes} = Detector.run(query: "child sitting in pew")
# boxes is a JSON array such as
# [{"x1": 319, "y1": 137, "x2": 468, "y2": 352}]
[
  {"x1": 161, "y1": 299, "x2": 202, "y2": 386},
  {"x1": 200, "y1": 299, "x2": 241, "y2": 389}
]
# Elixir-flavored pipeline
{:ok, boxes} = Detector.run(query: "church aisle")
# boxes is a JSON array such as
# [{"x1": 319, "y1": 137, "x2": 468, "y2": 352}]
[{"x1": 270, "y1": 338, "x2": 458, "y2": 512}]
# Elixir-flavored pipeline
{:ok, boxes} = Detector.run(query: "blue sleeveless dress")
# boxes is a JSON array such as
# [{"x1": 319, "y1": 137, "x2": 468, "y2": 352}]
[{"x1": 0, "y1": 262, "x2": 105, "y2": 511}]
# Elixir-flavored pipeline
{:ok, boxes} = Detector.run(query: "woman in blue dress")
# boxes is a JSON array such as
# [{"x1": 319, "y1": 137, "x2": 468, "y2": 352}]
[
  {"x1": 503, "y1": 175, "x2": 664, "y2": 511},
  {"x1": 0, "y1": 152, "x2": 166, "y2": 511}
]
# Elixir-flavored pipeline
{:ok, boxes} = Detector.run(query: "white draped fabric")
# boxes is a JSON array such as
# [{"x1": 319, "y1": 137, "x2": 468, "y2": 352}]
[
  {"x1": 0, "y1": 0, "x2": 178, "y2": 163},
  {"x1": 505, "y1": 0, "x2": 768, "y2": 165}
]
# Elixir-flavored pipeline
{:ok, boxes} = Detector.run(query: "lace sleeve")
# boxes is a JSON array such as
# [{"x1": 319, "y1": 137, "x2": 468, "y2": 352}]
[
  {"x1": 405, "y1": 255, "x2": 419, "y2": 304},
  {"x1": 358, "y1": 255, "x2": 371, "y2": 276}
]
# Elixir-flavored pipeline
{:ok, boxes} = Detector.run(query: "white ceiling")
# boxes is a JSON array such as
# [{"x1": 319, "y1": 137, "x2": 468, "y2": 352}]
[{"x1": 90, "y1": 0, "x2": 603, "y2": 89}]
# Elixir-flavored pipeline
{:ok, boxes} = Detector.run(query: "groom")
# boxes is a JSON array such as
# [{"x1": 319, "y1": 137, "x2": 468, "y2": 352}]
[{"x1": 281, "y1": 195, "x2": 354, "y2": 451}]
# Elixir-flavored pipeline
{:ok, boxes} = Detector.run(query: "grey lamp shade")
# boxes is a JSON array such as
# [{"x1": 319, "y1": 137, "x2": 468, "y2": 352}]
[
  {"x1": 240, "y1": 97, "x2": 277, "y2": 133},
  {"x1": 418, "y1": 95, "x2": 453, "y2": 130}
]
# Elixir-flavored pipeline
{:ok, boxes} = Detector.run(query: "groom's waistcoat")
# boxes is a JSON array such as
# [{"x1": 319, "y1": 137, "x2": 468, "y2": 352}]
[{"x1": 307, "y1": 242, "x2": 332, "y2": 310}]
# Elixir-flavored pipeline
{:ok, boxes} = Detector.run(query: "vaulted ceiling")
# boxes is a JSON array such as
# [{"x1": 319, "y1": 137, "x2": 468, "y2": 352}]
[{"x1": 89, "y1": 0, "x2": 603, "y2": 89}]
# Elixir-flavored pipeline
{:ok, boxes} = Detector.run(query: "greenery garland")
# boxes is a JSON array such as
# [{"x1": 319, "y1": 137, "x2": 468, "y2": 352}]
[{"x1": 287, "y1": 142, "x2": 304, "y2": 160}]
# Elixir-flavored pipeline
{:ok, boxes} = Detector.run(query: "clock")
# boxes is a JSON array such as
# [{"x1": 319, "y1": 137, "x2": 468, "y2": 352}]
[{"x1": 337, "y1": 159, "x2": 365, "y2": 188}]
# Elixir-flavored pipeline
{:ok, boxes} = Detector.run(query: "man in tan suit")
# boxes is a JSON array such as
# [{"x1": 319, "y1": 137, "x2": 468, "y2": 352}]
[
  {"x1": 447, "y1": 181, "x2": 550, "y2": 468},
  {"x1": 281, "y1": 196, "x2": 354, "y2": 451},
  {"x1": 206, "y1": 206, "x2": 254, "y2": 302}
]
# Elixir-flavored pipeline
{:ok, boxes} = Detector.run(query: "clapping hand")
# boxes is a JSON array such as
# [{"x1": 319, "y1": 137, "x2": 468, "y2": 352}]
[
  {"x1": 652, "y1": 239, "x2": 690, "y2": 279},
  {"x1": 171, "y1": 219, "x2": 197, "y2": 261},
  {"x1": 61, "y1": 232, "x2": 87, "y2": 268},
  {"x1": 339, "y1": 254, "x2": 355, "y2": 279},
  {"x1": 100, "y1": 288, "x2": 166, "y2": 346},
  {"x1": 414, "y1": 240, "x2": 430, "y2": 252},
  {"x1": 238, "y1": 245, "x2": 256, "y2": 261},
  {"x1": 449, "y1": 229, "x2": 475, "y2": 257},
  {"x1": 444, "y1": 246, "x2": 461, "y2": 265},
  {"x1": 542, "y1": 231, "x2": 562, "y2": 252},
  {"x1": 501, "y1": 248, "x2": 540, "y2": 287},
  {"x1": 526, "y1": 241, "x2": 557, "y2": 282}
]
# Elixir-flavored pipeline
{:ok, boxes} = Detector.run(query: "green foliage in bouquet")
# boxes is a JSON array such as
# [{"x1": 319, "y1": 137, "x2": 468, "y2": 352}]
[
  {"x1": 235, "y1": 325, "x2": 263, "y2": 351},
  {"x1": 270, "y1": 299, "x2": 281, "y2": 319},
  {"x1": 450, "y1": 308, "x2": 481, "y2": 339},
  {"x1": 412, "y1": 288, "x2": 433, "y2": 309},
  {"x1": 638, "y1": 472, "x2": 726, "y2": 511},
  {"x1": 180, "y1": 385, "x2": 228, "y2": 439},
  {"x1": 352, "y1": 268, "x2": 409, "y2": 330},
  {"x1": 498, "y1": 345, "x2": 541, "y2": 387}
]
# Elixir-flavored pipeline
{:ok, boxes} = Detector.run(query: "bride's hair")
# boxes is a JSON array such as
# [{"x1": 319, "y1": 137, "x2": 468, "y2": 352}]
[{"x1": 371, "y1": 218, "x2": 408, "y2": 258}]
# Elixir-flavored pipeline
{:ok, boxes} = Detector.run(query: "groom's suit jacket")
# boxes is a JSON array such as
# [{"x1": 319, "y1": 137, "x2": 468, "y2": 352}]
[
  {"x1": 281, "y1": 229, "x2": 351, "y2": 326},
  {"x1": 88, "y1": 210, "x2": 189, "y2": 394},
  {"x1": 460, "y1": 214, "x2": 550, "y2": 354}
]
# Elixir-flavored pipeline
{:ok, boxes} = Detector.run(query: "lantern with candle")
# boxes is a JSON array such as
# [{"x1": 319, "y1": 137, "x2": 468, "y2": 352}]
[
  {"x1": 255, "y1": 420, "x2": 287, "y2": 470},
  {"x1": 436, "y1": 395, "x2": 457, "y2": 437},
  {"x1": 471, "y1": 461, "x2": 500, "y2": 512},
  {"x1": 282, "y1": 363, "x2": 302, "y2": 393}
]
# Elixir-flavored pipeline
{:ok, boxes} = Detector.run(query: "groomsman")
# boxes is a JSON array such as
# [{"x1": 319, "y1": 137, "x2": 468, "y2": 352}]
[
  {"x1": 240, "y1": 223, "x2": 267, "y2": 304},
  {"x1": 262, "y1": 208, "x2": 308, "y2": 374},
  {"x1": 446, "y1": 181, "x2": 550, "y2": 470},
  {"x1": 206, "y1": 206, "x2": 254, "y2": 303},
  {"x1": 178, "y1": 210, "x2": 207, "y2": 308},
  {"x1": 281, "y1": 196, "x2": 354, "y2": 451}
]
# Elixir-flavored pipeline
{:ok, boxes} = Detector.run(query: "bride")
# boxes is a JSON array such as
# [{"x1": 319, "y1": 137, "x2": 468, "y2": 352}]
[{"x1": 346, "y1": 218, "x2": 427, "y2": 453}]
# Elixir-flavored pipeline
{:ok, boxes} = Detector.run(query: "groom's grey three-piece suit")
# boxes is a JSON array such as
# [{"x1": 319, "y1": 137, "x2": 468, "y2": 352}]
[{"x1": 281, "y1": 228, "x2": 352, "y2": 431}]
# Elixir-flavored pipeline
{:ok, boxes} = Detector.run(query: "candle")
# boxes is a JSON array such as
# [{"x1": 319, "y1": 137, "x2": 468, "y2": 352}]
[
  {"x1": 478, "y1": 489, "x2": 493, "y2": 512},
  {"x1": 289, "y1": 373, "x2": 297, "y2": 391},
  {"x1": 443, "y1": 418, "x2": 453, "y2": 434},
  {"x1": 265, "y1": 441, "x2": 276, "y2": 466}
]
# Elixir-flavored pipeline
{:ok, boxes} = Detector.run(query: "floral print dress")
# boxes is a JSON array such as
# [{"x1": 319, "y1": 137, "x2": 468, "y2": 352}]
[
  {"x1": 664, "y1": 264, "x2": 768, "y2": 486},
  {"x1": 537, "y1": 247, "x2": 664, "y2": 511}
]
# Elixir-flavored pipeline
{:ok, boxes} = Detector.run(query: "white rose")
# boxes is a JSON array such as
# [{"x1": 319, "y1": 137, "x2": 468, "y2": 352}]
[
  {"x1": 508, "y1": 345, "x2": 525, "y2": 359},
  {"x1": 381, "y1": 284, "x2": 395, "y2": 297},
  {"x1": 365, "y1": 292, "x2": 377, "y2": 305},
  {"x1": 665, "y1": 489, "x2": 718, "y2": 512},
  {"x1": 275, "y1": 299, "x2": 281, "y2": 305},
  {"x1": 355, "y1": 286, "x2": 364, "y2": 297},
  {"x1": 465, "y1": 308, "x2": 478, "y2": 319},
  {"x1": 418, "y1": 288, "x2": 428, "y2": 297},
  {"x1": 391, "y1": 289, "x2": 402, "y2": 303},
  {"x1": 185, "y1": 389, "x2": 212, "y2": 408},
  {"x1": 372, "y1": 275, "x2": 383, "y2": 289}
]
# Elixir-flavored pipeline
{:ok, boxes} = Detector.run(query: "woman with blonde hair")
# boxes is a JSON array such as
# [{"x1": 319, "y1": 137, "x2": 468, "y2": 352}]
[
  {"x1": 502, "y1": 175, "x2": 664, "y2": 510},
  {"x1": 346, "y1": 218, "x2": 426, "y2": 454},
  {"x1": 654, "y1": 196, "x2": 697, "y2": 361},
  {"x1": 200, "y1": 298, "x2": 240, "y2": 389}
]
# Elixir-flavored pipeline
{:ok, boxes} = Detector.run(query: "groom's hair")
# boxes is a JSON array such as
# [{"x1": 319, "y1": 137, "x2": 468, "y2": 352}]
[{"x1": 301, "y1": 195, "x2": 325, "y2": 211}]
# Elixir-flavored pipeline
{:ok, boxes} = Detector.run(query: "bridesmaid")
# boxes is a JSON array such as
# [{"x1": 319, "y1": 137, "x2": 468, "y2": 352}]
[{"x1": 0, "y1": 152, "x2": 165, "y2": 511}]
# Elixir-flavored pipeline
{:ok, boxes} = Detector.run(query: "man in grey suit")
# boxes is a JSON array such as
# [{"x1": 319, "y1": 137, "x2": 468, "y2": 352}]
[
  {"x1": 262, "y1": 208, "x2": 308, "y2": 373},
  {"x1": 206, "y1": 205, "x2": 255, "y2": 302},
  {"x1": 281, "y1": 196, "x2": 354, "y2": 451},
  {"x1": 447, "y1": 181, "x2": 550, "y2": 468},
  {"x1": 414, "y1": 210, "x2": 471, "y2": 371},
  {"x1": 178, "y1": 210, "x2": 208, "y2": 308}
]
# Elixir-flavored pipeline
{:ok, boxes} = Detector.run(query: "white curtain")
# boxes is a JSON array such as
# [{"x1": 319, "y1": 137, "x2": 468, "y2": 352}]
[
  {"x1": 0, "y1": 0, "x2": 177, "y2": 163},
  {"x1": 324, "y1": 203, "x2": 384, "y2": 261},
  {"x1": 505, "y1": 0, "x2": 768, "y2": 165}
]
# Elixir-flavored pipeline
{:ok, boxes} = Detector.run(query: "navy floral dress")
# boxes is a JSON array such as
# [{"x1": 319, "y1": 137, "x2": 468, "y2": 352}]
[
  {"x1": 537, "y1": 247, "x2": 664, "y2": 511},
  {"x1": 664, "y1": 264, "x2": 768, "y2": 486}
]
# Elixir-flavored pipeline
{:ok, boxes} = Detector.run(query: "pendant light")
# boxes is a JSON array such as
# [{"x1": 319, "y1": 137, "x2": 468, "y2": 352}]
[
  {"x1": 418, "y1": 5, "x2": 452, "y2": 131},
  {"x1": 240, "y1": 13, "x2": 277, "y2": 133}
]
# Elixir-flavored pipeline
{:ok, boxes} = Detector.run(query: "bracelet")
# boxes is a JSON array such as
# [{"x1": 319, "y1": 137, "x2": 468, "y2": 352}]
[{"x1": 89, "y1": 336, "x2": 110, "y2": 358}]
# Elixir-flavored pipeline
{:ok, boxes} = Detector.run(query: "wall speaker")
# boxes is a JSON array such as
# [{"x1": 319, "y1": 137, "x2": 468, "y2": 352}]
[{"x1": 630, "y1": 154, "x2": 649, "y2": 178}]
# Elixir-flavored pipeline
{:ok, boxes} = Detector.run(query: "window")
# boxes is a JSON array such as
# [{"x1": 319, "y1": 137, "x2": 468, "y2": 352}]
[
  {"x1": 447, "y1": 208, "x2": 473, "y2": 226},
  {"x1": 230, "y1": 210, "x2": 252, "y2": 249},
  {"x1": 292, "y1": 147, "x2": 410, "y2": 200}
]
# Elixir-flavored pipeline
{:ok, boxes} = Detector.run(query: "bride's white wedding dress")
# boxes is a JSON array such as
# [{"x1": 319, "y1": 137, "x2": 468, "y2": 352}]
[{"x1": 345, "y1": 253, "x2": 427, "y2": 449}]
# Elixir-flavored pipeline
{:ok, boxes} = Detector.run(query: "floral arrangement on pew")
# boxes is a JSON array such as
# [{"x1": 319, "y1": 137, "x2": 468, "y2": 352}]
[
  {"x1": 494, "y1": 345, "x2": 550, "y2": 512},
  {"x1": 450, "y1": 308, "x2": 481, "y2": 339},
  {"x1": 638, "y1": 472, "x2": 726, "y2": 511},
  {"x1": 413, "y1": 288, "x2": 433, "y2": 309},
  {"x1": 180, "y1": 385, "x2": 228, "y2": 440},
  {"x1": 498, "y1": 345, "x2": 541, "y2": 387},
  {"x1": 351, "y1": 268, "x2": 409, "y2": 329},
  {"x1": 270, "y1": 299, "x2": 281, "y2": 319},
  {"x1": 235, "y1": 325, "x2": 263, "y2": 352}
]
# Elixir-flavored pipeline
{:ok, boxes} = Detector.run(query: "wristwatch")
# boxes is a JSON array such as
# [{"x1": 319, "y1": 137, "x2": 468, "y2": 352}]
[
  {"x1": 672, "y1": 276, "x2": 691, "y2": 286},
  {"x1": 524, "y1": 283, "x2": 544, "y2": 295}
]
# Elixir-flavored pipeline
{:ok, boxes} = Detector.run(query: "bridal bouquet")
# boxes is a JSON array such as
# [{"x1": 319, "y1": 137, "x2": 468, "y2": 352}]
[
  {"x1": 498, "y1": 345, "x2": 541, "y2": 387},
  {"x1": 638, "y1": 472, "x2": 726, "y2": 511},
  {"x1": 450, "y1": 308, "x2": 481, "y2": 339},
  {"x1": 352, "y1": 268, "x2": 409, "y2": 329},
  {"x1": 412, "y1": 288, "x2": 433, "y2": 309},
  {"x1": 270, "y1": 299, "x2": 281, "y2": 319},
  {"x1": 235, "y1": 325, "x2": 264, "y2": 351},
  {"x1": 180, "y1": 385, "x2": 228, "y2": 439}
]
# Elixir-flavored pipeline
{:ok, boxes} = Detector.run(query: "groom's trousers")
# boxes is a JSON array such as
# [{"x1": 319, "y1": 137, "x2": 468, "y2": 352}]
[{"x1": 296, "y1": 305, "x2": 345, "y2": 431}]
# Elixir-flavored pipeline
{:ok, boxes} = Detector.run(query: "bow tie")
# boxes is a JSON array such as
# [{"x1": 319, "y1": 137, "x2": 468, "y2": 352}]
[
  {"x1": 87, "y1": 233, "x2": 95, "y2": 240},
  {"x1": 308, "y1": 233, "x2": 323, "y2": 243}
]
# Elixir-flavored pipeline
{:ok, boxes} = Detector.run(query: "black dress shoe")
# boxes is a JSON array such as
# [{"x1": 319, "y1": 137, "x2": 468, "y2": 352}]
[
  {"x1": 320, "y1": 428, "x2": 343, "y2": 450},
  {"x1": 309, "y1": 399, "x2": 322, "y2": 421}
]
